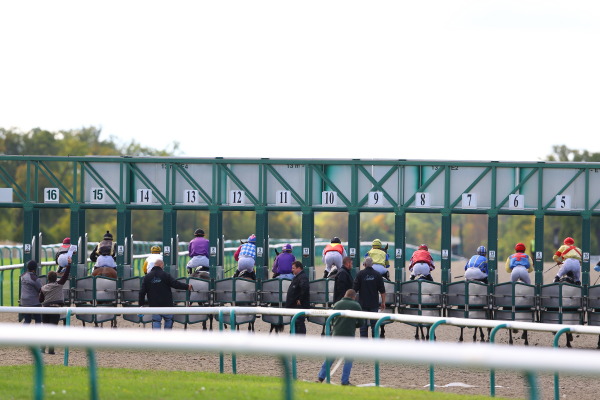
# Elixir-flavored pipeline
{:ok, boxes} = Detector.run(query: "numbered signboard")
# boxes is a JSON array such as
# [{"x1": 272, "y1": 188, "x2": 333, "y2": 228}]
[
  {"x1": 44, "y1": 188, "x2": 59, "y2": 203},
  {"x1": 229, "y1": 190, "x2": 246, "y2": 205},
  {"x1": 368, "y1": 191, "x2": 384, "y2": 206},
  {"x1": 415, "y1": 192, "x2": 430, "y2": 208},
  {"x1": 90, "y1": 187, "x2": 106, "y2": 204},
  {"x1": 322, "y1": 191, "x2": 338, "y2": 206},
  {"x1": 461, "y1": 193, "x2": 477, "y2": 209},
  {"x1": 555, "y1": 195, "x2": 571, "y2": 210},
  {"x1": 276, "y1": 190, "x2": 291, "y2": 205},
  {"x1": 183, "y1": 190, "x2": 200, "y2": 205},
  {"x1": 509, "y1": 194, "x2": 525, "y2": 210},
  {"x1": 136, "y1": 189, "x2": 153, "y2": 204}
]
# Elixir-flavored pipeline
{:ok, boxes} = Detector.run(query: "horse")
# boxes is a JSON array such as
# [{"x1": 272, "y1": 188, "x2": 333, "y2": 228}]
[
  {"x1": 458, "y1": 277, "x2": 490, "y2": 343},
  {"x1": 89, "y1": 266, "x2": 118, "y2": 328},
  {"x1": 408, "y1": 274, "x2": 437, "y2": 341}
]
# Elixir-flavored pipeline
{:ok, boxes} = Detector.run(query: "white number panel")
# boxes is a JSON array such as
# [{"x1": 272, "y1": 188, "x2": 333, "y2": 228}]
[
  {"x1": 322, "y1": 191, "x2": 338, "y2": 206},
  {"x1": 44, "y1": 188, "x2": 59, "y2": 203},
  {"x1": 415, "y1": 192, "x2": 430, "y2": 207},
  {"x1": 368, "y1": 191, "x2": 384, "y2": 206},
  {"x1": 229, "y1": 190, "x2": 246, "y2": 205},
  {"x1": 276, "y1": 190, "x2": 291, "y2": 205},
  {"x1": 137, "y1": 189, "x2": 153, "y2": 204},
  {"x1": 183, "y1": 190, "x2": 199, "y2": 205},
  {"x1": 90, "y1": 187, "x2": 106, "y2": 204},
  {"x1": 509, "y1": 194, "x2": 525, "y2": 210},
  {"x1": 555, "y1": 195, "x2": 571, "y2": 210},
  {"x1": 461, "y1": 193, "x2": 477, "y2": 209}
]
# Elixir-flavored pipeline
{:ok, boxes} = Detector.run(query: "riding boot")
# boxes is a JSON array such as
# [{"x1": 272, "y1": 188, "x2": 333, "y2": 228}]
[
  {"x1": 323, "y1": 270, "x2": 328, "y2": 279},
  {"x1": 410, "y1": 275, "x2": 415, "y2": 281},
  {"x1": 233, "y1": 270, "x2": 240, "y2": 278},
  {"x1": 553, "y1": 276, "x2": 560, "y2": 283}
]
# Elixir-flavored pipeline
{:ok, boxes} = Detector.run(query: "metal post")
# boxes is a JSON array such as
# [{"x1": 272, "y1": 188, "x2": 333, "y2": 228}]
[
  {"x1": 87, "y1": 348, "x2": 99, "y2": 400},
  {"x1": 374, "y1": 315, "x2": 391, "y2": 386},
  {"x1": 280, "y1": 356, "x2": 293, "y2": 400},
  {"x1": 29, "y1": 346, "x2": 44, "y2": 400},
  {"x1": 230, "y1": 309, "x2": 237, "y2": 374},
  {"x1": 429, "y1": 319, "x2": 447, "y2": 391},
  {"x1": 64, "y1": 308, "x2": 72, "y2": 366},
  {"x1": 324, "y1": 312, "x2": 341, "y2": 383},
  {"x1": 553, "y1": 327, "x2": 571, "y2": 400},
  {"x1": 218, "y1": 310, "x2": 224, "y2": 373},
  {"x1": 489, "y1": 323, "x2": 508, "y2": 397},
  {"x1": 290, "y1": 311, "x2": 306, "y2": 380}
]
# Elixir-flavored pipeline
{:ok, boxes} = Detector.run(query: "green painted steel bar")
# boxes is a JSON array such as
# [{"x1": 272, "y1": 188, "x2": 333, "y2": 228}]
[
  {"x1": 29, "y1": 346, "x2": 44, "y2": 400},
  {"x1": 230, "y1": 309, "x2": 237, "y2": 374},
  {"x1": 87, "y1": 348, "x2": 99, "y2": 400},
  {"x1": 374, "y1": 315, "x2": 392, "y2": 387},
  {"x1": 553, "y1": 327, "x2": 571, "y2": 400},
  {"x1": 219, "y1": 310, "x2": 224, "y2": 373},
  {"x1": 323, "y1": 312, "x2": 341, "y2": 383},
  {"x1": 489, "y1": 323, "x2": 508, "y2": 397},
  {"x1": 428, "y1": 319, "x2": 447, "y2": 392},
  {"x1": 290, "y1": 311, "x2": 306, "y2": 380},
  {"x1": 525, "y1": 371, "x2": 540, "y2": 400},
  {"x1": 64, "y1": 308, "x2": 72, "y2": 366},
  {"x1": 280, "y1": 356, "x2": 294, "y2": 400}
]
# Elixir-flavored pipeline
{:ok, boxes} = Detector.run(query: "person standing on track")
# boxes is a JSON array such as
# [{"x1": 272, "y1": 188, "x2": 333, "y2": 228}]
[
  {"x1": 39, "y1": 257, "x2": 72, "y2": 354},
  {"x1": 333, "y1": 257, "x2": 354, "y2": 303},
  {"x1": 317, "y1": 289, "x2": 363, "y2": 386},
  {"x1": 285, "y1": 261, "x2": 310, "y2": 334},
  {"x1": 139, "y1": 259, "x2": 192, "y2": 330},
  {"x1": 353, "y1": 257, "x2": 386, "y2": 338},
  {"x1": 20, "y1": 260, "x2": 42, "y2": 324}
]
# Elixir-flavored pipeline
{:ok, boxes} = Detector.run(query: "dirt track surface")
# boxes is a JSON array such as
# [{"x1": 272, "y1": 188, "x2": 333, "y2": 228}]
[{"x1": 1, "y1": 312, "x2": 600, "y2": 400}]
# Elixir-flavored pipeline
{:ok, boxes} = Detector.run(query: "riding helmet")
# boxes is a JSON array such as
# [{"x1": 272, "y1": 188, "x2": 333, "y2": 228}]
[
  {"x1": 103, "y1": 231, "x2": 113, "y2": 240},
  {"x1": 194, "y1": 228, "x2": 205, "y2": 237},
  {"x1": 372, "y1": 239, "x2": 382, "y2": 248},
  {"x1": 515, "y1": 243, "x2": 526, "y2": 252},
  {"x1": 331, "y1": 237, "x2": 341, "y2": 244},
  {"x1": 62, "y1": 237, "x2": 71, "y2": 244},
  {"x1": 477, "y1": 246, "x2": 487, "y2": 256},
  {"x1": 418, "y1": 244, "x2": 428, "y2": 251},
  {"x1": 247, "y1": 234, "x2": 256, "y2": 243},
  {"x1": 282, "y1": 243, "x2": 292, "y2": 252},
  {"x1": 564, "y1": 237, "x2": 575, "y2": 245},
  {"x1": 150, "y1": 246, "x2": 161, "y2": 254}
]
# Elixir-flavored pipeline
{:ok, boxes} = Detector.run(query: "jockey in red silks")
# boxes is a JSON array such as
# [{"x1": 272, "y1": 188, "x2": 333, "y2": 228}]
[
  {"x1": 409, "y1": 244, "x2": 435, "y2": 281},
  {"x1": 322, "y1": 237, "x2": 347, "y2": 278},
  {"x1": 505, "y1": 242, "x2": 533, "y2": 284}
]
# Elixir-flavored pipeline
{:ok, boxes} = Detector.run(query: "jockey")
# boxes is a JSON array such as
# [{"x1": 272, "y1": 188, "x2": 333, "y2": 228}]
[
  {"x1": 322, "y1": 237, "x2": 347, "y2": 278},
  {"x1": 505, "y1": 243, "x2": 533, "y2": 284},
  {"x1": 143, "y1": 245, "x2": 163, "y2": 274},
  {"x1": 186, "y1": 228, "x2": 210, "y2": 274},
  {"x1": 55, "y1": 237, "x2": 74, "y2": 274},
  {"x1": 409, "y1": 244, "x2": 434, "y2": 281},
  {"x1": 89, "y1": 231, "x2": 117, "y2": 269},
  {"x1": 464, "y1": 245, "x2": 488, "y2": 284},
  {"x1": 553, "y1": 237, "x2": 582, "y2": 285},
  {"x1": 272, "y1": 243, "x2": 295, "y2": 279},
  {"x1": 364, "y1": 239, "x2": 390, "y2": 280},
  {"x1": 234, "y1": 234, "x2": 257, "y2": 279}
]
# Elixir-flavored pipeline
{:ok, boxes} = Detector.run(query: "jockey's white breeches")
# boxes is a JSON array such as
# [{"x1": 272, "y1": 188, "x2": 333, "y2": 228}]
[
  {"x1": 510, "y1": 266, "x2": 531, "y2": 284},
  {"x1": 556, "y1": 258, "x2": 581, "y2": 282},
  {"x1": 411, "y1": 262, "x2": 431, "y2": 277},
  {"x1": 465, "y1": 267, "x2": 487, "y2": 281},
  {"x1": 373, "y1": 263, "x2": 388, "y2": 276},
  {"x1": 95, "y1": 255, "x2": 116, "y2": 268},
  {"x1": 237, "y1": 256, "x2": 255, "y2": 272},
  {"x1": 187, "y1": 255, "x2": 209, "y2": 269},
  {"x1": 323, "y1": 252, "x2": 343, "y2": 273}
]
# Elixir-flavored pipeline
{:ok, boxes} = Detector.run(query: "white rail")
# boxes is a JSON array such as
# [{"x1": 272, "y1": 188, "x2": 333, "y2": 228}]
[{"x1": 4, "y1": 305, "x2": 600, "y2": 336}]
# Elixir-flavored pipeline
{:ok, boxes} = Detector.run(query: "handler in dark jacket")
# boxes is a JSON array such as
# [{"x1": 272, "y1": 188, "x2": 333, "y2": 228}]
[
  {"x1": 333, "y1": 257, "x2": 353, "y2": 303},
  {"x1": 139, "y1": 259, "x2": 192, "y2": 330},
  {"x1": 285, "y1": 261, "x2": 310, "y2": 334},
  {"x1": 353, "y1": 257, "x2": 386, "y2": 338}
]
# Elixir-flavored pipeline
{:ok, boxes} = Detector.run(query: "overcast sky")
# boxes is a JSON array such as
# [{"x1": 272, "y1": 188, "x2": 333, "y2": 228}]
[{"x1": 1, "y1": 1, "x2": 599, "y2": 162}]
